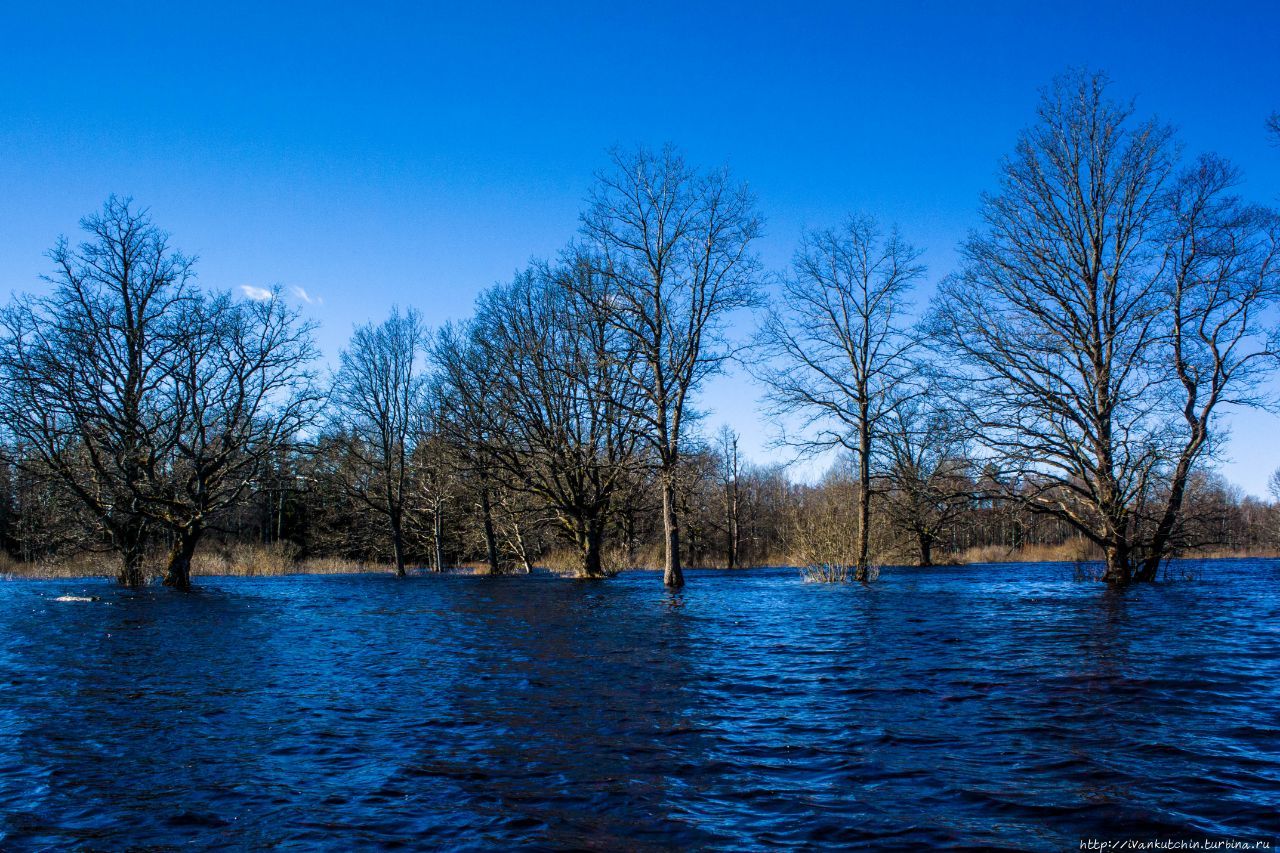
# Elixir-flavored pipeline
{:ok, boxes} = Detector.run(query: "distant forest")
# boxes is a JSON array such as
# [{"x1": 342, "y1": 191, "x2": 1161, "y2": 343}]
[{"x1": 2, "y1": 70, "x2": 1279, "y2": 589}]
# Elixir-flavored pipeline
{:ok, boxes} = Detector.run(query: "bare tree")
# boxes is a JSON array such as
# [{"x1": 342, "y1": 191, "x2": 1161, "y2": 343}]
[
  {"x1": 577, "y1": 145, "x2": 762, "y2": 587},
  {"x1": 330, "y1": 307, "x2": 429, "y2": 577},
  {"x1": 432, "y1": 320, "x2": 505, "y2": 575},
  {"x1": 0, "y1": 197, "x2": 195, "y2": 586},
  {"x1": 469, "y1": 259, "x2": 646, "y2": 577},
  {"x1": 878, "y1": 392, "x2": 973, "y2": 567},
  {"x1": 155, "y1": 289, "x2": 320, "y2": 589},
  {"x1": 0, "y1": 198, "x2": 320, "y2": 589},
  {"x1": 755, "y1": 215, "x2": 925, "y2": 580},
  {"x1": 1135, "y1": 156, "x2": 1280, "y2": 578},
  {"x1": 932, "y1": 70, "x2": 1280, "y2": 584},
  {"x1": 408, "y1": 401, "x2": 458, "y2": 573},
  {"x1": 715, "y1": 425, "x2": 742, "y2": 568}
]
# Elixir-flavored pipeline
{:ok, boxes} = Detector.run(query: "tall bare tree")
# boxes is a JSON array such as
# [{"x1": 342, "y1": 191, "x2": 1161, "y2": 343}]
[
  {"x1": 155, "y1": 289, "x2": 320, "y2": 589},
  {"x1": 432, "y1": 320, "x2": 504, "y2": 574},
  {"x1": 755, "y1": 216, "x2": 925, "y2": 580},
  {"x1": 468, "y1": 259, "x2": 646, "y2": 577},
  {"x1": 933, "y1": 70, "x2": 1280, "y2": 583},
  {"x1": 1135, "y1": 156, "x2": 1280, "y2": 578},
  {"x1": 0, "y1": 197, "x2": 195, "y2": 587},
  {"x1": 578, "y1": 145, "x2": 762, "y2": 587},
  {"x1": 330, "y1": 307, "x2": 428, "y2": 577}
]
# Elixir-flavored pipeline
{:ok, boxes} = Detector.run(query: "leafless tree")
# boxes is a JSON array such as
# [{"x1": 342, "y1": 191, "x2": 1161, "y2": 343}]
[
  {"x1": 432, "y1": 320, "x2": 505, "y2": 574},
  {"x1": 577, "y1": 145, "x2": 762, "y2": 587},
  {"x1": 156, "y1": 288, "x2": 320, "y2": 589},
  {"x1": 0, "y1": 198, "x2": 319, "y2": 589},
  {"x1": 408, "y1": 401, "x2": 458, "y2": 572},
  {"x1": 878, "y1": 391, "x2": 973, "y2": 567},
  {"x1": 492, "y1": 485, "x2": 554, "y2": 574},
  {"x1": 469, "y1": 259, "x2": 646, "y2": 577},
  {"x1": 754, "y1": 215, "x2": 925, "y2": 580},
  {"x1": 330, "y1": 307, "x2": 429, "y2": 576},
  {"x1": 0, "y1": 197, "x2": 195, "y2": 586},
  {"x1": 1137, "y1": 156, "x2": 1280, "y2": 578},
  {"x1": 789, "y1": 464, "x2": 861, "y2": 582},
  {"x1": 932, "y1": 70, "x2": 1280, "y2": 583},
  {"x1": 715, "y1": 425, "x2": 742, "y2": 569}
]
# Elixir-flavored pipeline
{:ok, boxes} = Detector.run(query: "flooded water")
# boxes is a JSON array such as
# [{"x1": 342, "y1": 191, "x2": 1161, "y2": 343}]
[{"x1": 1, "y1": 560, "x2": 1278, "y2": 850}]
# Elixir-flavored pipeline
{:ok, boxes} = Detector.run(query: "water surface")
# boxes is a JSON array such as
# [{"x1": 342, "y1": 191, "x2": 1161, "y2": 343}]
[{"x1": 1, "y1": 561, "x2": 1278, "y2": 849}]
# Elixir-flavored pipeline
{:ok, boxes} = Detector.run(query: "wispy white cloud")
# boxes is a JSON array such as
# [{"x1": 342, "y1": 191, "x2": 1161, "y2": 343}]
[
  {"x1": 240, "y1": 285, "x2": 273, "y2": 301},
  {"x1": 292, "y1": 285, "x2": 322, "y2": 306}
]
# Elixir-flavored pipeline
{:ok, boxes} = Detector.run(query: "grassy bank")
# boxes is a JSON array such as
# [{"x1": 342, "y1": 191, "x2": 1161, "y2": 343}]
[
  {"x1": 4, "y1": 542, "x2": 1277, "y2": 582},
  {"x1": 0, "y1": 543, "x2": 397, "y2": 581}
]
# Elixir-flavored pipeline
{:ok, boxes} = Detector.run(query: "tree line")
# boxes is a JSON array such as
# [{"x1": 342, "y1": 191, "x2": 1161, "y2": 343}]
[{"x1": 2, "y1": 69, "x2": 1278, "y2": 589}]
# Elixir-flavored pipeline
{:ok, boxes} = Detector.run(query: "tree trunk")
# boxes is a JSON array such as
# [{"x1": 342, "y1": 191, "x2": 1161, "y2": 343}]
[
  {"x1": 855, "y1": 422, "x2": 872, "y2": 582},
  {"x1": 163, "y1": 525, "x2": 201, "y2": 591},
  {"x1": 118, "y1": 539, "x2": 146, "y2": 589},
  {"x1": 391, "y1": 521, "x2": 407, "y2": 577},
  {"x1": 510, "y1": 519, "x2": 533, "y2": 574},
  {"x1": 622, "y1": 512, "x2": 637, "y2": 565},
  {"x1": 480, "y1": 485, "x2": 500, "y2": 575},
  {"x1": 432, "y1": 502, "x2": 445, "y2": 572},
  {"x1": 1137, "y1": 447, "x2": 1201, "y2": 583},
  {"x1": 1134, "y1": 556, "x2": 1162, "y2": 584},
  {"x1": 917, "y1": 530, "x2": 933, "y2": 568},
  {"x1": 725, "y1": 477, "x2": 739, "y2": 570},
  {"x1": 579, "y1": 517, "x2": 606, "y2": 579},
  {"x1": 661, "y1": 474, "x2": 684, "y2": 588},
  {"x1": 1102, "y1": 542, "x2": 1132, "y2": 584}
]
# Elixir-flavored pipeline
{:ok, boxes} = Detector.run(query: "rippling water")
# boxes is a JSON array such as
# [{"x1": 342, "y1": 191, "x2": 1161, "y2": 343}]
[{"x1": 1, "y1": 560, "x2": 1278, "y2": 850}]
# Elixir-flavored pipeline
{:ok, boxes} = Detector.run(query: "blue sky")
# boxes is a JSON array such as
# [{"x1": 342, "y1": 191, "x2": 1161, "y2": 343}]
[{"x1": 2, "y1": 2, "x2": 1278, "y2": 493}]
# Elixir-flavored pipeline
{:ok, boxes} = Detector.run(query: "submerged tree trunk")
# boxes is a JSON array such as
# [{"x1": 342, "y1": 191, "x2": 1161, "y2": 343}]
[
  {"x1": 854, "y1": 419, "x2": 872, "y2": 582},
  {"x1": 163, "y1": 523, "x2": 202, "y2": 591},
  {"x1": 119, "y1": 538, "x2": 146, "y2": 589},
  {"x1": 917, "y1": 530, "x2": 934, "y2": 568},
  {"x1": 390, "y1": 520, "x2": 407, "y2": 577},
  {"x1": 578, "y1": 517, "x2": 606, "y2": 579},
  {"x1": 1136, "y1": 443, "x2": 1202, "y2": 583},
  {"x1": 661, "y1": 475, "x2": 684, "y2": 588},
  {"x1": 1102, "y1": 542, "x2": 1132, "y2": 585}
]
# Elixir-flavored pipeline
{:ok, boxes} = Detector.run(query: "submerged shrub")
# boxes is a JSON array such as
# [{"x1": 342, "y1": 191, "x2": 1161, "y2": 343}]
[{"x1": 800, "y1": 562, "x2": 851, "y2": 583}]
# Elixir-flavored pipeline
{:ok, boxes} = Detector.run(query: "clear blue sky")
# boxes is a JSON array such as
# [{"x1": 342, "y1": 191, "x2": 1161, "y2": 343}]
[{"x1": 2, "y1": 2, "x2": 1278, "y2": 493}]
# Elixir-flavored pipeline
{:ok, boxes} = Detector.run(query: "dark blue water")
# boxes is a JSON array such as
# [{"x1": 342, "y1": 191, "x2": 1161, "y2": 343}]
[{"x1": 1, "y1": 561, "x2": 1278, "y2": 850}]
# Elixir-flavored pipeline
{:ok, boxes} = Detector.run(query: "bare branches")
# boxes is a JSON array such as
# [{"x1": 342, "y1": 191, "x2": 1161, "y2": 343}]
[
  {"x1": 157, "y1": 287, "x2": 320, "y2": 588},
  {"x1": 0, "y1": 198, "x2": 320, "y2": 588},
  {"x1": 576, "y1": 145, "x2": 762, "y2": 587},
  {"x1": 450, "y1": 261, "x2": 647, "y2": 577},
  {"x1": 0, "y1": 197, "x2": 196, "y2": 586},
  {"x1": 754, "y1": 214, "x2": 925, "y2": 578},
  {"x1": 329, "y1": 307, "x2": 429, "y2": 576},
  {"x1": 932, "y1": 70, "x2": 1280, "y2": 583}
]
